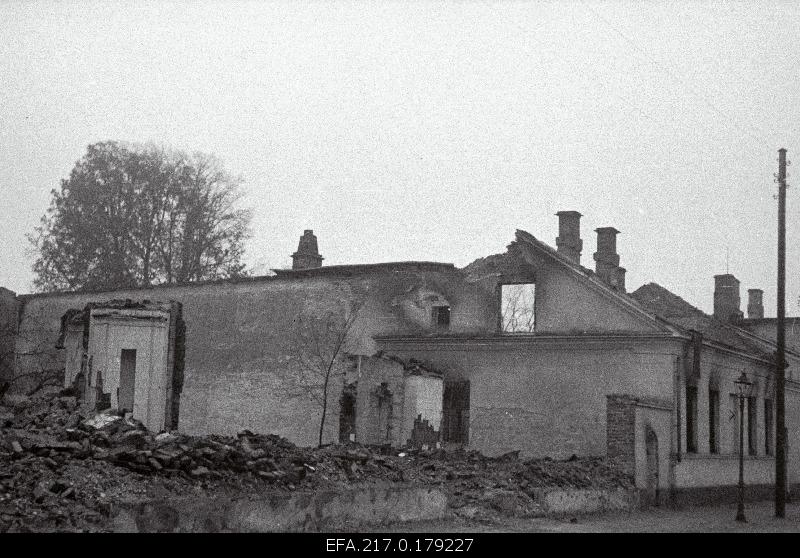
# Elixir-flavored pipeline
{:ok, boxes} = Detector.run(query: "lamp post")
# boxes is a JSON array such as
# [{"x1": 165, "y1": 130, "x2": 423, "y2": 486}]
[{"x1": 734, "y1": 371, "x2": 753, "y2": 523}]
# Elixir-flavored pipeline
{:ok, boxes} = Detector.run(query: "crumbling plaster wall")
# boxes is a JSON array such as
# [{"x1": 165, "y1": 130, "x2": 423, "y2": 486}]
[
  {"x1": 530, "y1": 263, "x2": 657, "y2": 333},
  {"x1": 354, "y1": 356, "x2": 443, "y2": 447},
  {"x1": 62, "y1": 324, "x2": 83, "y2": 388},
  {"x1": 86, "y1": 309, "x2": 171, "y2": 432},
  {"x1": 381, "y1": 337, "x2": 680, "y2": 459},
  {"x1": 355, "y1": 357, "x2": 407, "y2": 447},
  {"x1": 465, "y1": 249, "x2": 661, "y2": 334},
  {"x1": 402, "y1": 374, "x2": 443, "y2": 439},
  {"x1": 356, "y1": 357, "x2": 443, "y2": 446},
  {"x1": 13, "y1": 266, "x2": 497, "y2": 446}
]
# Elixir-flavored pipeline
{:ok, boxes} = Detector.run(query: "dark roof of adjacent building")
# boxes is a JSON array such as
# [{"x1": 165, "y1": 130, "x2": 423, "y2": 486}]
[{"x1": 631, "y1": 282, "x2": 778, "y2": 360}]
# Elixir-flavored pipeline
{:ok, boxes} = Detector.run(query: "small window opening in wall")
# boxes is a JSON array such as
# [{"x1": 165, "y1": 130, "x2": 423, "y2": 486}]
[
  {"x1": 442, "y1": 381, "x2": 470, "y2": 445},
  {"x1": 685, "y1": 384, "x2": 698, "y2": 453},
  {"x1": 709, "y1": 388, "x2": 720, "y2": 454},
  {"x1": 119, "y1": 349, "x2": 137, "y2": 413},
  {"x1": 432, "y1": 305, "x2": 451, "y2": 329},
  {"x1": 747, "y1": 396, "x2": 757, "y2": 456},
  {"x1": 729, "y1": 393, "x2": 739, "y2": 455},
  {"x1": 765, "y1": 399, "x2": 774, "y2": 455},
  {"x1": 500, "y1": 283, "x2": 535, "y2": 333}
]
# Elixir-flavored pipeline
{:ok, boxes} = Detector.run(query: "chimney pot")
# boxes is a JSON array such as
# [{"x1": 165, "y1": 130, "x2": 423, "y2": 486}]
[
  {"x1": 291, "y1": 229, "x2": 324, "y2": 269},
  {"x1": 555, "y1": 211, "x2": 583, "y2": 264},
  {"x1": 713, "y1": 274, "x2": 742, "y2": 322},
  {"x1": 593, "y1": 227, "x2": 625, "y2": 291},
  {"x1": 747, "y1": 288, "x2": 764, "y2": 319}
]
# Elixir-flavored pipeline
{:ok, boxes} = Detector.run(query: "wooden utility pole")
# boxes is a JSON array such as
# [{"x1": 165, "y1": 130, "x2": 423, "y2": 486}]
[{"x1": 776, "y1": 148, "x2": 787, "y2": 518}]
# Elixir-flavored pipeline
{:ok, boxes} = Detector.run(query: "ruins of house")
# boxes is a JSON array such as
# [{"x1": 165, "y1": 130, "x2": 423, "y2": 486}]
[
  {"x1": 2, "y1": 215, "x2": 800, "y2": 504},
  {"x1": 56, "y1": 300, "x2": 183, "y2": 432}
]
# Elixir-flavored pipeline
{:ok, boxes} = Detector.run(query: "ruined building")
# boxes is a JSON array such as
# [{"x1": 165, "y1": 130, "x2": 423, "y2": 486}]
[{"x1": 2, "y1": 217, "x2": 800, "y2": 505}]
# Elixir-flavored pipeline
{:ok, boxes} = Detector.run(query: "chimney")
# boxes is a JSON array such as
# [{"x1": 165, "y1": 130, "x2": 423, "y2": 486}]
[
  {"x1": 555, "y1": 211, "x2": 583, "y2": 264},
  {"x1": 593, "y1": 227, "x2": 623, "y2": 290},
  {"x1": 291, "y1": 229, "x2": 324, "y2": 270},
  {"x1": 616, "y1": 266, "x2": 626, "y2": 292},
  {"x1": 713, "y1": 274, "x2": 743, "y2": 322},
  {"x1": 747, "y1": 288, "x2": 764, "y2": 319}
]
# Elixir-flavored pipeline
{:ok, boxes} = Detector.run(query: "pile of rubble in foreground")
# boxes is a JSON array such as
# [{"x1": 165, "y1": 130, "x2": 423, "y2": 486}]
[{"x1": 0, "y1": 389, "x2": 634, "y2": 532}]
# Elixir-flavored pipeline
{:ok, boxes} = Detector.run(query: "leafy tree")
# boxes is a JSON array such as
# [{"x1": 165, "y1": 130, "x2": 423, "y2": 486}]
[{"x1": 29, "y1": 141, "x2": 252, "y2": 292}]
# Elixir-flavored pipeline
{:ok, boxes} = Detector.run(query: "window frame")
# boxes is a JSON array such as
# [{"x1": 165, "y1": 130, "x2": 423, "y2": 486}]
[
  {"x1": 685, "y1": 383, "x2": 698, "y2": 453},
  {"x1": 709, "y1": 388, "x2": 720, "y2": 454},
  {"x1": 498, "y1": 282, "x2": 536, "y2": 334},
  {"x1": 730, "y1": 393, "x2": 739, "y2": 456},
  {"x1": 765, "y1": 398, "x2": 774, "y2": 456},
  {"x1": 431, "y1": 305, "x2": 451, "y2": 330},
  {"x1": 747, "y1": 396, "x2": 758, "y2": 456}
]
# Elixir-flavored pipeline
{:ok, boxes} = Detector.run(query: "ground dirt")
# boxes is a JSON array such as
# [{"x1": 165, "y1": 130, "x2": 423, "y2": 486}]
[{"x1": 369, "y1": 501, "x2": 800, "y2": 533}]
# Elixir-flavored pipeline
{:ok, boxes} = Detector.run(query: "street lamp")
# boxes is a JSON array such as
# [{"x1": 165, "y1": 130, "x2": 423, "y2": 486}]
[{"x1": 734, "y1": 371, "x2": 753, "y2": 523}]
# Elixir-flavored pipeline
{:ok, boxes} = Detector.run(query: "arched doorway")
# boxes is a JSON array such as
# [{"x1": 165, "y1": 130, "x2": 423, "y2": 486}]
[{"x1": 645, "y1": 426, "x2": 660, "y2": 507}]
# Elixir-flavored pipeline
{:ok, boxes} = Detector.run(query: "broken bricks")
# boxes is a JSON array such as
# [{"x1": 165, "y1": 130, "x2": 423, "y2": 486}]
[{"x1": 1, "y1": 389, "x2": 635, "y2": 533}]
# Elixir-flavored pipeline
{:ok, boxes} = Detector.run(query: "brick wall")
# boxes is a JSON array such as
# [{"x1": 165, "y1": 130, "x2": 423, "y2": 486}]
[{"x1": 606, "y1": 394, "x2": 638, "y2": 474}]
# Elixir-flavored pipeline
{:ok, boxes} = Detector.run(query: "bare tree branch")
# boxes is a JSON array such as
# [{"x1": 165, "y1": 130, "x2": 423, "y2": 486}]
[{"x1": 281, "y1": 293, "x2": 368, "y2": 447}]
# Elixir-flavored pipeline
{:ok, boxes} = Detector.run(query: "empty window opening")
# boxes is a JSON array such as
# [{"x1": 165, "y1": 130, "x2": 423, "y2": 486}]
[
  {"x1": 501, "y1": 283, "x2": 535, "y2": 333},
  {"x1": 685, "y1": 384, "x2": 698, "y2": 453},
  {"x1": 765, "y1": 399, "x2": 774, "y2": 456},
  {"x1": 441, "y1": 381, "x2": 470, "y2": 445},
  {"x1": 432, "y1": 305, "x2": 451, "y2": 330},
  {"x1": 709, "y1": 389, "x2": 720, "y2": 454},
  {"x1": 747, "y1": 396, "x2": 757, "y2": 456},
  {"x1": 119, "y1": 349, "x2": 137, "y2": 413}
]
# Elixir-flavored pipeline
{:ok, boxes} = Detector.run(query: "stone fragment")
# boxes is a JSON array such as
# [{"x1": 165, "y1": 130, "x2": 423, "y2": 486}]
[{"x1": 190, "y1": 466, "x2": 209, "y2": 477}]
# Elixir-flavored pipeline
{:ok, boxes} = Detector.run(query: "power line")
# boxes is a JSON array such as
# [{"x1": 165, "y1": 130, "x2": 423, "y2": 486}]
[
  {"x1": 580, "y1": 0, "x2": 769, "y2": 151},
  {"x1": 480, "y1": 1, "x2": 758, "y2": 158}
]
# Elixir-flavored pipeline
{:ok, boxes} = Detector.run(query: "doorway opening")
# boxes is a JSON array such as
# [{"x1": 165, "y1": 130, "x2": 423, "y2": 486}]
[
  {"x1": 442, "y1": 381, "x2": 470, "y2": 445},
  {"x1": 645, "y1": 426, "x2": 660, "y2": 507},
  {"x1": 119, "y1": 349, "x2": 137, "y2": 413}
]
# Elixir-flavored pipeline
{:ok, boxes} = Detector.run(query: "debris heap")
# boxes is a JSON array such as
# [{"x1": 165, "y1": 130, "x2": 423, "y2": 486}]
[{"x1": 0, "y1": 389, "x2": 634, "y2": 531}]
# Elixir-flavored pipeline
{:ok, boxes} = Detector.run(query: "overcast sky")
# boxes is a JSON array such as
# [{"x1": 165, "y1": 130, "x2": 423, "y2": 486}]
[{"x1": 1, "y1": 0, "x2": 798, "y2": 316}]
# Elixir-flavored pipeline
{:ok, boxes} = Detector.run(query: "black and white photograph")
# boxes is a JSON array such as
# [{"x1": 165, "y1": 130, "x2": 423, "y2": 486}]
[{"x1": 1, "y1": 0, "x2": 799, "y2": 539}]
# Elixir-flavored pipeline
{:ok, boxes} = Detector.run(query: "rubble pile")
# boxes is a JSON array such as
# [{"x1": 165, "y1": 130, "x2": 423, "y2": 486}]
[{"x1": 0, "y1": 390, "x2": 634, "y2": 531}]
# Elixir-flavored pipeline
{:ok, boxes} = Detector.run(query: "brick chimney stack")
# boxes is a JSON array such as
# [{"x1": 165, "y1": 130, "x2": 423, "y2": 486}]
[
  {"x1": 555, "y1": 211, "x2": 583, "y2": 264},
  {"x1": 747, "y1": 288, "x2": 764, "y2": 319},
  {"x1": 713, "y1": 274, "x2": 743, "y2": 322},
  {"x1": 593, "y1": 227, "x2": 626, "y2": 292},
  {"x1": 291, "y1": 229, "x2": 324, "y2": 270}
]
